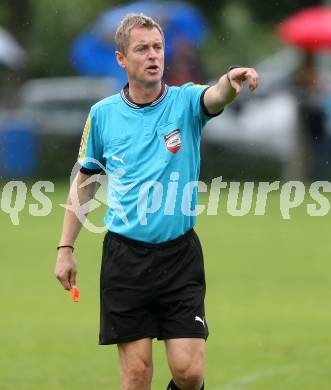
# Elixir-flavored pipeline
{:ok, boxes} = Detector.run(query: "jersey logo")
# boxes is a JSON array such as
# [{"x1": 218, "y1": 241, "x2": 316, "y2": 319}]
[
  {"x1": 112, "y1": 154, "x2": 125, "y2": 165},
  {"x1": 164, "y1": 129, "x2": 181, "y2": 154}
]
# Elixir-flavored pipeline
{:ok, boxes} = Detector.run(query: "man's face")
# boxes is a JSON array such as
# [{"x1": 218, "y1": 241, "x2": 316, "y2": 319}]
[{"x1": 117, "y1": 27, "x2": 164, "y2": 86}]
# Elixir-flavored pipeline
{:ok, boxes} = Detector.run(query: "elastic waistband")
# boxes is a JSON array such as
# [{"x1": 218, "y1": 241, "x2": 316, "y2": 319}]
[{"x1": 106, "y1": 229, "x2": 195, "y2": 249}]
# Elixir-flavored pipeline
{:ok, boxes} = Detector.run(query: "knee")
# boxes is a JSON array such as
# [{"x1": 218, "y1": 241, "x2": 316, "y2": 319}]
[
  {"x1": 122, "y1": 360, "x2": 152, "y2": 388},
  {"x1": 172, "y1": 361, "x2": 204, "y2": 389}
]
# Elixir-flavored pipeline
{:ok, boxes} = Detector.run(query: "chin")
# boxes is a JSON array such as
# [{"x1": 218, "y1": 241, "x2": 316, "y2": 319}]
[{"x1": 144, "y1": 75, "x2": 163, "y2": 85}]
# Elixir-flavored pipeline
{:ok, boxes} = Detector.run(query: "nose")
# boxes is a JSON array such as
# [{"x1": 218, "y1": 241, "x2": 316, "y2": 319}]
[{"x1": 147, "y1": 47, "x2": 158, "y2": 58}]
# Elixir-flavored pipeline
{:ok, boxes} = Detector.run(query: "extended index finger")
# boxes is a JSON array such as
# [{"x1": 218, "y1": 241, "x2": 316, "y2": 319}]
[{"x1": 245, "y1": 69, "x2": 259, "y2": 91}]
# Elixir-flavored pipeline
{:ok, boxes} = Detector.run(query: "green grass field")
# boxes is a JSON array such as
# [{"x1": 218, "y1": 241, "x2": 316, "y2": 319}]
[{"x1": 0, "y1": 181, "x2": 330, "y2": 389}]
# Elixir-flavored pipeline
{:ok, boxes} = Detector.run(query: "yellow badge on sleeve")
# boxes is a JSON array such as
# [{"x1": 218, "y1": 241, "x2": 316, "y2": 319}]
[
  {"x1": 78, "y1": 114, "x2": 91, "y2": 163},
  {"x1": 194, "y1": 84, "x2": 209, "y2": 89}
]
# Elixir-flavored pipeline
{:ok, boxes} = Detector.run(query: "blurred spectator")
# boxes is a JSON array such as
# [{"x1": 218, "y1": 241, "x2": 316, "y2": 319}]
[
  {"x1": 164, "y1": 38, "x2": 206, "y2": 86},
  {"x1": 291, "y1": 54, "x2": 328, "y2": 180}
]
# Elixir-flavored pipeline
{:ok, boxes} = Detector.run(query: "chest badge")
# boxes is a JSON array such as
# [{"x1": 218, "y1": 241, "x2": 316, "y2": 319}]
[{"x1": 164, "y1": 129, "x2": 181, "y2": 154}]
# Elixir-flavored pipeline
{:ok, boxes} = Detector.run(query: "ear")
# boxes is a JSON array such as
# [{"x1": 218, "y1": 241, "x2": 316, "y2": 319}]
[{"x1": 115, "y1": 51, "x2": 126, "y2": 69}]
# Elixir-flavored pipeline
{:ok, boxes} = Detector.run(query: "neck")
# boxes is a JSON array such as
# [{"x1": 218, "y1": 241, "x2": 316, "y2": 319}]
[{"x1": 128, "y1": 80, "x2": 162, "y2": 104}]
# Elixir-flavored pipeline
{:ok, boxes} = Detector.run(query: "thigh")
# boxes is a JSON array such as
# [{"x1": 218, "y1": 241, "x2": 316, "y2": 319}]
[
  {"x1": 118, "y1": 338, "x2": 153, "y2": 390},
  {"x1": 165, "y1": 338, "x2": 205, "y2": 375},
  {"x1": 118, "y1": 338, "x2": 153, "y2": 371}
]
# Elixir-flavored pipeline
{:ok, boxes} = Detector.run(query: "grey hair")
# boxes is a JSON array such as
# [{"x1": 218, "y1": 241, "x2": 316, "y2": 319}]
[{"x1": 115, "y1": 13, "x2": 164, "y2": 55}]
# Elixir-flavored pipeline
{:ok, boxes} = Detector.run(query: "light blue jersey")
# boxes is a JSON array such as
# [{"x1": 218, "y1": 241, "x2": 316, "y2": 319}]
[{"x1": 78, "y1": 82, "x2": 221, "y2": 243}]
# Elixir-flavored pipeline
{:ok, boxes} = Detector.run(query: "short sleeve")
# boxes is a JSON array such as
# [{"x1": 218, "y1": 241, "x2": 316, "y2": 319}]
[
  {"x1": 78, "y1": 110, "x2": 104, "y2": 174},
  {"x1": 181, "y1": 83, "x2": 223, "y2": 128},
  {"x1": 182, "y1": 83, "x2": 223, "y2": 132}
]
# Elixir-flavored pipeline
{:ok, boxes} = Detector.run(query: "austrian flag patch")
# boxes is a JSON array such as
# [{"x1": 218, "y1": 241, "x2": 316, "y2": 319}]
[{"x1": 164, "y1": 129, "x2": 181, "y2": 154}]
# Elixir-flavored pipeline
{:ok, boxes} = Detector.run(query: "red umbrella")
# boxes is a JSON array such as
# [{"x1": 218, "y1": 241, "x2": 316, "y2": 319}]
[{"x1": 278, "y1": 6, "x2": 331, "y2": 52}]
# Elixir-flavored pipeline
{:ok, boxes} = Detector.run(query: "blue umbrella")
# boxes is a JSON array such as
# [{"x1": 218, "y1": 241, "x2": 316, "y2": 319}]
[
  {"x1": 70, "y1": 0, "x2": 208, "y2": 80},
  {"x1": 71, "y1": 30, "x2": 125, "y2": 79}
]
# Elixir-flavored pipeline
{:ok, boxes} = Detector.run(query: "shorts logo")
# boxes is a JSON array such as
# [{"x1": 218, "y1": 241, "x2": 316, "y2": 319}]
[
  {"x1": 164, "y1": 129, "x2": 181, "y2": 154},
  {"x1": 195, "y1": 316, "x2": 205, "y2": 327}
]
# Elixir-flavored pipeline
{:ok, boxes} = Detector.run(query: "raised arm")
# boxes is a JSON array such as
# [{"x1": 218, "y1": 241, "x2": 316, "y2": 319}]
[
  {"x1": 203, "y1": 67, "x2": 259, "y2": 115},
  {"x1": 54, "y1": 171, "x2": 97, "y2": 290}
]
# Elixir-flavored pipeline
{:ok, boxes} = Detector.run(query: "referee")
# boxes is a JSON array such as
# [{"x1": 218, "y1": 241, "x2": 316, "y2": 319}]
[{"x1": 54, "y1": 14, "x2": 259, "y2": 390}]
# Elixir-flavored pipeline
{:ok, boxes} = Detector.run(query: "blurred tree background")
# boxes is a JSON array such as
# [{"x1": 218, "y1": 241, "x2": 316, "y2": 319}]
[{"x1": 0, "y1": 0, "x2": 323, "y2": 81}]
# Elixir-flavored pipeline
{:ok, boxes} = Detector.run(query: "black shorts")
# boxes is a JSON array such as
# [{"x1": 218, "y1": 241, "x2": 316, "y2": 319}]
[{"x1": 99, "y1": 229, "x2": 208, "y2": 345}]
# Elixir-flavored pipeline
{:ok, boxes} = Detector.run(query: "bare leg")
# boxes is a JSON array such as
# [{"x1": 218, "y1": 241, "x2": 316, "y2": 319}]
[
  {"x1": 165, "y1": 338, "x2": 205, "y2": 390},
  {"x1": 117, "y1": 338, "x2": 153, "y2": 390}
]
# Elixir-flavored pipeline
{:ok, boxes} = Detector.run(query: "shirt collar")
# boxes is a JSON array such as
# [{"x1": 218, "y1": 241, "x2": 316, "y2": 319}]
[{"x1": 120, "y1": 81, "x2": 168, "y2": 109}]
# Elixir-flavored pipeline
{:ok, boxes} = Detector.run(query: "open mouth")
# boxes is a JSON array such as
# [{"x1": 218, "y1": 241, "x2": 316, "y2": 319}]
[{"x1": 146, "y1": 65, "x2": 159, "y2": 71}]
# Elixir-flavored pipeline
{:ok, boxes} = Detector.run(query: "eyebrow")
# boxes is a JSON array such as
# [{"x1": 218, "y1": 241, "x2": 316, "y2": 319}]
[
  {"x1": 132, "y1": 42, "x2": 162, "y2": 52},
  {"x1": 134, "y1": 40, "x2": 163, "y2": 45}
]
